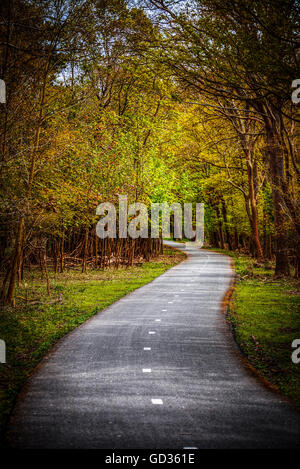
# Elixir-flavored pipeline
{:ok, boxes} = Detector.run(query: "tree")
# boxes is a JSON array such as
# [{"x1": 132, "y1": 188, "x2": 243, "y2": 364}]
[{"x1": 146, "y1": 0, "x2": 300, "y2": 274}]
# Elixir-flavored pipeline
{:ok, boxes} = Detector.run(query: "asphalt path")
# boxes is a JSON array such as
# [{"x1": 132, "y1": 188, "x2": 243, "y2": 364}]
[{"x1": 7, "y1": 242, "x2": 300, "y2": 448}]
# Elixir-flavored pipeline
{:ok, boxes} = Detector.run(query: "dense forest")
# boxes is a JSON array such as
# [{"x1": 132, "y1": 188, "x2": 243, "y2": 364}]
[{"x1": 0, "y1": 0, "x2": 299, "y2": 305}]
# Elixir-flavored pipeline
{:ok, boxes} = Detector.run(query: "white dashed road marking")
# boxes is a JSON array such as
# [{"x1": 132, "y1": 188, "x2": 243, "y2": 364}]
[
  {"x1": 143, "y1": 347, "x2": 151, "y2": 351},
  {"x1": 151, "y1": 399, "x2": 163, "y2": 405},
  {"x1": 143, "y1": 369, "x2": 152, "y2": 373},
  {"x1": 148, "y1": 331, "x2": 156, "y2": 334}
]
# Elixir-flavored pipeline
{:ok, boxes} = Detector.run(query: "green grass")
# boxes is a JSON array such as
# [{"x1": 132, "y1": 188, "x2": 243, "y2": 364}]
[
  {"x1": 0, "y1": 247, "x2": 185, "y2": 445},
  {"x1": 163, "y1": 237, "x2": 187, "y2": 243},
  {"x1": 206, "y1": 247, "x2": 300, "y2": 407}
]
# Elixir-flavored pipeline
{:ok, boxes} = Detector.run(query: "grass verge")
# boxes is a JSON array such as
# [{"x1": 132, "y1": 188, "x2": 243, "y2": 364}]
[
  {"x1": 206, "y1": 247, "x2": 300, "y2": 408},
  {"x1": 0, "y1": 247, "x2": 185, "y2": 445}
]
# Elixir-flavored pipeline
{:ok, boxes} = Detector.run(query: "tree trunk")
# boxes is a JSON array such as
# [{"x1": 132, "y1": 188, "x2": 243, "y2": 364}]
[
  {"x1": 266, "y1": 127, "x2": 290, "y2": 276},
  {"x1": 5, "y1": 217, "x2": 24, "y2": 302},
  {"x1": 82, "y1": 227, "x2": 89, "y2": 273},
  {"x1": 221, "y1": 199, "x2": 232, "y2": 250}
]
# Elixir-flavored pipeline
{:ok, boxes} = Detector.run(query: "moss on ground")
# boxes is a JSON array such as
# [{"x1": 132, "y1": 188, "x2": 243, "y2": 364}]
[{"x1": 206, "y1": 247, "x2": 300, "y2": 408}]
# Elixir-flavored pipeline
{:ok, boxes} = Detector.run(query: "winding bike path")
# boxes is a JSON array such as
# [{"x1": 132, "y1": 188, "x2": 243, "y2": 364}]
[{"x1": 8, "y1": 242, "x2": 300, "y2": 448}]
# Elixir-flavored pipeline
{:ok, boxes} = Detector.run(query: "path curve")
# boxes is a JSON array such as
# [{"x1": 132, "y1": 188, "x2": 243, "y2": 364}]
[{"x1": 7, "y1": 242, "x2": 300, "y2": 448}]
